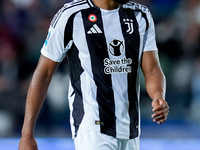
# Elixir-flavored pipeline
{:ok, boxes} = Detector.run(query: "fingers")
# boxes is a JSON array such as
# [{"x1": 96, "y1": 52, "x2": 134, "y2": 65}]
[
  {"x1": 152, "y1": 108, "x2": 169, "y2": 124},
  {"x1": 151, "y1": 99, "x2": 169, "y2": 124}
]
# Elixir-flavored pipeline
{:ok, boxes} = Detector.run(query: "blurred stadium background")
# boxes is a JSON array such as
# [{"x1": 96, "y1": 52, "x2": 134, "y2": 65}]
[{"x1": 0, "y1": 0, "x2": 200, "y2": 149}]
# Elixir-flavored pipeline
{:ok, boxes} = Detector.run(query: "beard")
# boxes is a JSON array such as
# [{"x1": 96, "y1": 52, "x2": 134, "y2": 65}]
[{"x1": 114, "y1": 0, "x2": 129, "y2": 4}]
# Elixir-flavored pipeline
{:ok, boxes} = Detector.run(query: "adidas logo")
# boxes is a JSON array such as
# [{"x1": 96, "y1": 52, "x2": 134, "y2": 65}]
[{"x1": 87, "y1": 24, "x2": 102, "y2": 34}]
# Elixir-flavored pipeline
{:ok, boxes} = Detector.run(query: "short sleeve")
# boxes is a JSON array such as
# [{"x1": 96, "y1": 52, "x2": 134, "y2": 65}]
[
  {"x1": 41, "y1": 9, "x2": 69, "y2": 62},
  {"x1": 143, "y1": 11, "x2": 158, "y2": 52}
]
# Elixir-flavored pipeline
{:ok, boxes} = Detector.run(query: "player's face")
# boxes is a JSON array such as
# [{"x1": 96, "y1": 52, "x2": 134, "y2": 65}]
[{"x1": 114, "y1": 0, "x2": 129, "y2": 4}]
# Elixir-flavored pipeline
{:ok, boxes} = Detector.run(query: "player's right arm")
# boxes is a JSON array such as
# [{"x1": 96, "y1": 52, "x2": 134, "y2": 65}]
[{"x1": 18, "y1": 55, "x2": 59, "y2": 150}]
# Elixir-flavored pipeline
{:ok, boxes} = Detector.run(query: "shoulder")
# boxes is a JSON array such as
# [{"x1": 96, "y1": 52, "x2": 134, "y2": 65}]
[
  {"x1": 57, "y1": 0, "x2": 92, "y2": 17},
  {"x1": 123, "y1": 1, "x2": 151, "y2": 15},
  {"x1": 123, "y1": 1, "x2": 154, "y2": 28},
  {"x1": 51, "y1": 0, "x2": 91, "y2": 28},
  {"x1": 62, "y1": 0, "x2": 91, "y2": 11}
]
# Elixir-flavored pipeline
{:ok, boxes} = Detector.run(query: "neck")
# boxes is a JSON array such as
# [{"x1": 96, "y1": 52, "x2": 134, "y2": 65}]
[{"x1": 92, "y1": 0, "x2": 119, "y2": 10}]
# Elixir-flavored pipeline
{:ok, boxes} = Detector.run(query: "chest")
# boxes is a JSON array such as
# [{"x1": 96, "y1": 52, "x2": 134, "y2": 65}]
[{"x1": 69, "y1": 8, "x2": 149, "y2": 66}]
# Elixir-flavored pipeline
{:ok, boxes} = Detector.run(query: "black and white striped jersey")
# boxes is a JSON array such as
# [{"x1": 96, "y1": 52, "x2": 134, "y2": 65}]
[{"x1": 41, "y1": 0, "x2": 158, "y2": 139}]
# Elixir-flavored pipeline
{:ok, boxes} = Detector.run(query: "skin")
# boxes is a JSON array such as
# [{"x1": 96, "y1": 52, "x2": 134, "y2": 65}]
[
  {"x1": 19, "y1": 55, "x2": 59, "y2": 150},
  {"x1": 18, "y1": 0, "x2": 169, "y2": 149},
  {"x1": 142, "y1": 51, "x2": 169, "y2": 124}
]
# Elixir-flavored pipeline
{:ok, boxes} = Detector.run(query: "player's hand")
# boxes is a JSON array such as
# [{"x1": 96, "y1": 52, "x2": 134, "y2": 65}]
[
  {"x1": 151, "y1": 98, "x2": 169, "y2": 124},
  {"x1": 18, "y1": 136, "x2": 38, "y2": 150}
]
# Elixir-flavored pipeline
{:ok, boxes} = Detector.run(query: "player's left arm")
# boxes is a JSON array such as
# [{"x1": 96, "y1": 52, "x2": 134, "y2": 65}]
[{"x1": 142, "y1": 51, "x2": 169, "y2": 124}]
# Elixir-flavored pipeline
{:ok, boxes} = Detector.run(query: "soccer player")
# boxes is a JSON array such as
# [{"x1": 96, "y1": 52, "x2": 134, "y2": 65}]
[{"x1": 18, "y1": 0, "x2": 169, "y2": 150}]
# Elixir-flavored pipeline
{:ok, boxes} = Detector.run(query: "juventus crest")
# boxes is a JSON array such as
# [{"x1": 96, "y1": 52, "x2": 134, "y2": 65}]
[{"x1": 124, "y1": 19, "x2": 134, "y2": 34}]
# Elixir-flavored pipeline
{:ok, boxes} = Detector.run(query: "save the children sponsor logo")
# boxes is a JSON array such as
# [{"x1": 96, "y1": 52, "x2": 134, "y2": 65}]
[
  {"x1": 109, "y1": 39, "x2": 124, "y2": 56},
  {"x1": 104, "y1": 58, "x2": 132, "y2": 74},
  {"x1": 104, "y1": 39, "x2": 132, "y2": 74}
]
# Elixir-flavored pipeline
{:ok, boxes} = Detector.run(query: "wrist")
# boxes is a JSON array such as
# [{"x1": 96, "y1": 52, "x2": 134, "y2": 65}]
[
  {"x1": 21, "y1": 128, "x2": 34, "y2": 137},
  {"x1": 152, "y1": 98, "x2": 165, "y2": 101}
]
